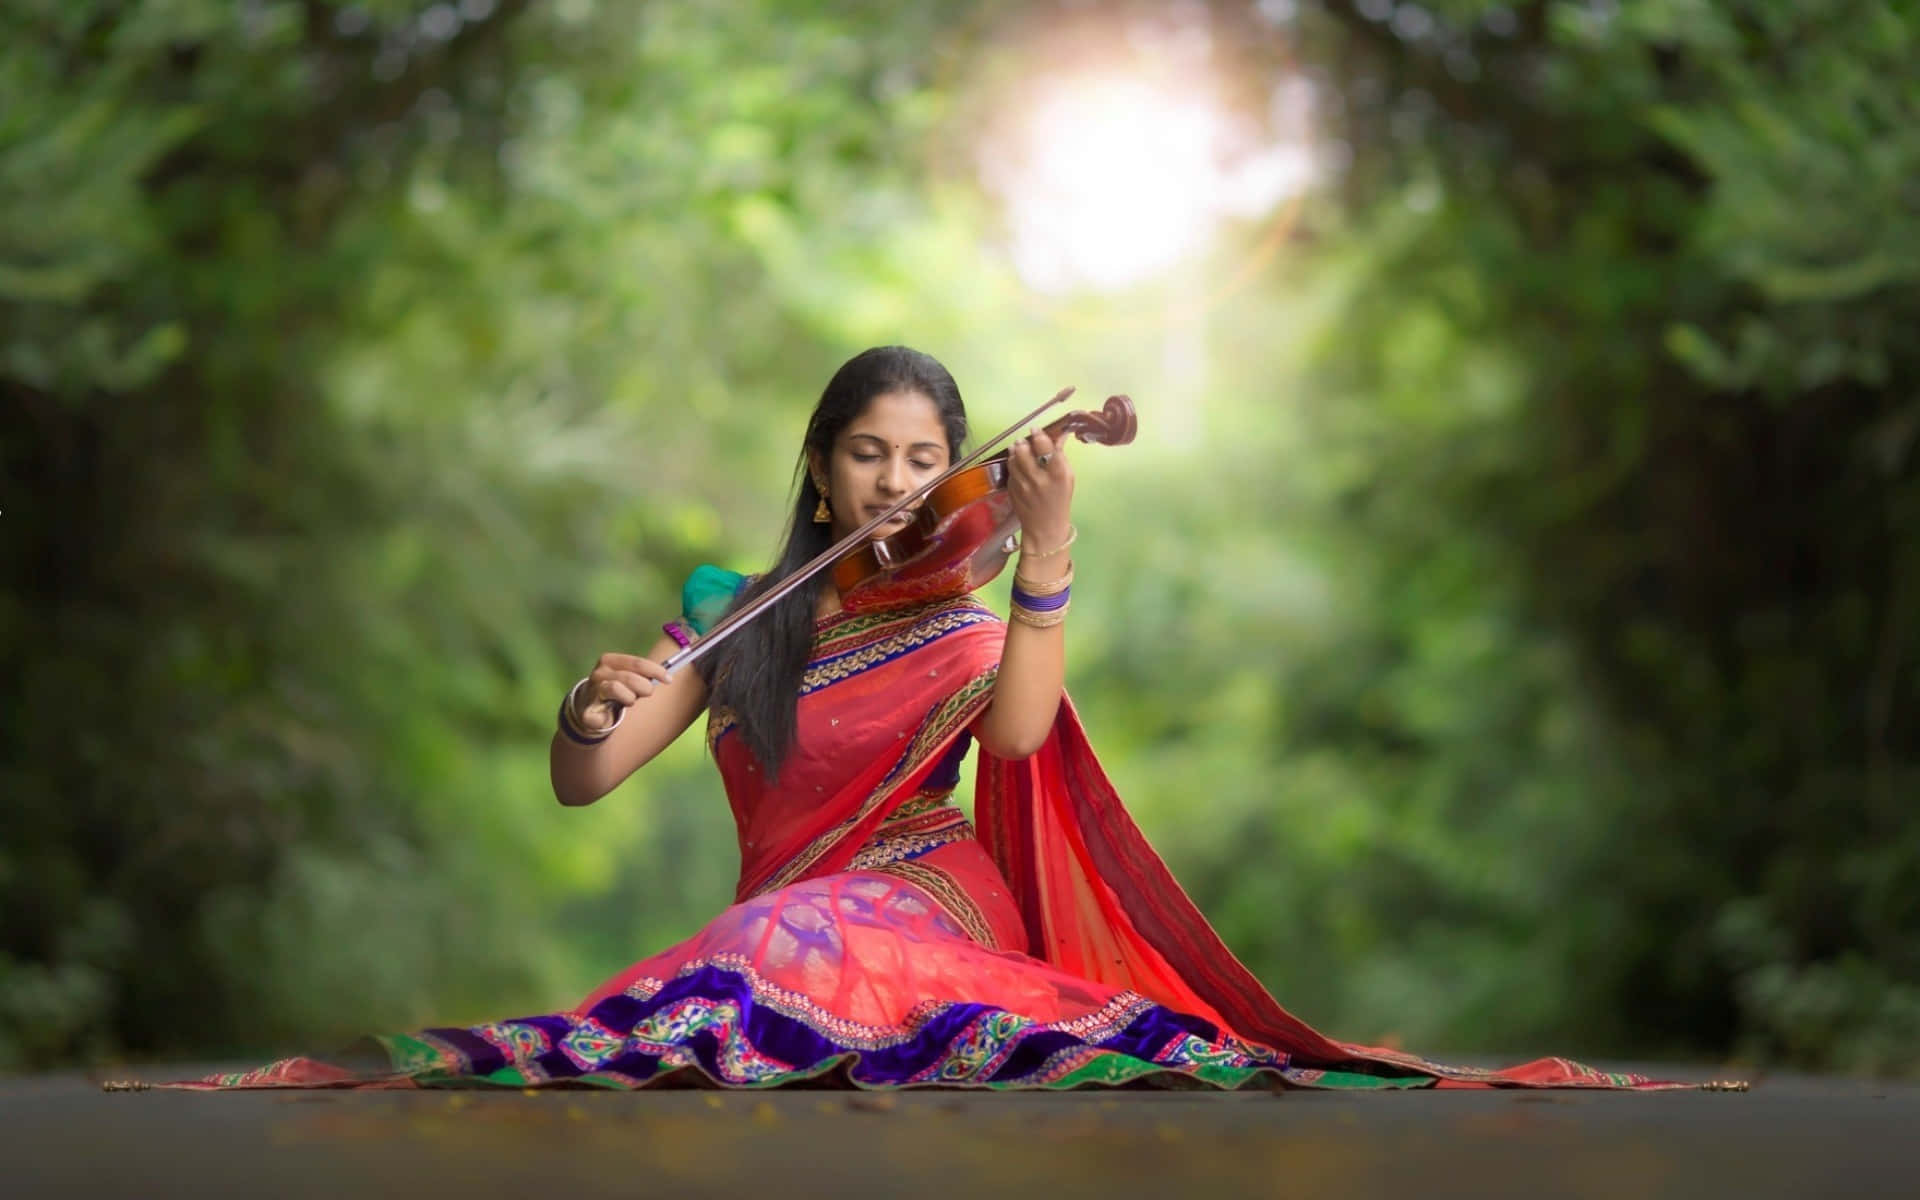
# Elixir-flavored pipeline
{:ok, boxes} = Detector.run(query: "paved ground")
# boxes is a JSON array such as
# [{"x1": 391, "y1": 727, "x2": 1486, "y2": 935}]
[{"x1": 7, "y1": 1064, "x2": 1916, "y2": 1199}]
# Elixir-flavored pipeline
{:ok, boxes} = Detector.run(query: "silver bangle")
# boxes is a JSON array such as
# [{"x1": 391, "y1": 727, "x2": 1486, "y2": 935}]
[{"x1": 564, "y1": 677, "x2": 626, "y2": 740}]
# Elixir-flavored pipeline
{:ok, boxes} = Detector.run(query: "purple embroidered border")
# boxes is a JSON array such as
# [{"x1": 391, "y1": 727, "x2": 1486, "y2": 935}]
[{"x1": 410, "y1": 961, "x2": 1284, "y2": 1088}]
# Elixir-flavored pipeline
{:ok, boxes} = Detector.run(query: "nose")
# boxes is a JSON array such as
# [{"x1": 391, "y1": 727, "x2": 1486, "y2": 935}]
[{"x1": 876, "y1": 454, "x2": 907, "y2": 496}]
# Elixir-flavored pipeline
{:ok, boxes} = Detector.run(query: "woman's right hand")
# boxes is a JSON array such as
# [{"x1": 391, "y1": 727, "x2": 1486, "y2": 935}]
[{"x1": 573, "y1": 653, "x2": 673, "y2": 733}]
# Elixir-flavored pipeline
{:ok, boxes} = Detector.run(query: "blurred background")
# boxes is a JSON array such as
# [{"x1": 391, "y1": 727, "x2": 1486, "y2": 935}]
[{"x1": 2, "y1": 0, "x2": 1915, "y2": 1078}]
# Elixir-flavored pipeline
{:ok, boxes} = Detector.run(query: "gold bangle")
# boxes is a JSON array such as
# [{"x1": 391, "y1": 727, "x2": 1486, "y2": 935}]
[
  {"x1": 1011, "y1": 562, "x2": 1074, "y2": 595},
  {"x1": 1016, "y1": 523, "x2": 1077, "y2": 561},
  {"x1": 1010, "y1": 603, "x2": 1069, "y2": 628}
]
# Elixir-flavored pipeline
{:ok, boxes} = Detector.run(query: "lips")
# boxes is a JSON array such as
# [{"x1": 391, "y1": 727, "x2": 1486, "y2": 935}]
[{"x1": 865, "y1": 506, "x2": 914, "y2": 523}]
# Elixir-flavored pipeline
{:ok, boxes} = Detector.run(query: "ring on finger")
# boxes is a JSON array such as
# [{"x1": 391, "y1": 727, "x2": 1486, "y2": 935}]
[{"x1": 1036, "y1": 452, "x2": 1053, "y2": 466}]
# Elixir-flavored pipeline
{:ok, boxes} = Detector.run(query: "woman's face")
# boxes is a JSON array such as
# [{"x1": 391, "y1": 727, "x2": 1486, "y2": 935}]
[{"x1": 815, "y1": 389, "x2": 952, "y2": 542}]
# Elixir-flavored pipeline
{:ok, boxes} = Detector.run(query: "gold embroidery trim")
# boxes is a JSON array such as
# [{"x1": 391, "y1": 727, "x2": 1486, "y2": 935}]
[
  {"x1": 758, "y1": 669, "x2": 998, "y2": 895},
  {"x1": 883, "y1": 670, "x2": 997, "y2": 793},
  {"x1": 705, "y1": 599, "x2": 999, "y2": 751},
  {"x1": 846, "y1": 809, "x2": 972, "y2": 871},
  {"x1": 888, "y1": 789, "x2": 957, "y2": 822},
  {"x1": 869, "y1": 859, "x2": 999, "y2": 950},
  {"x1": 802, "y1": 609, "x2": 998, "y2": 694},
  {"x1": 813, "y1": 596, "x2": 997, "y2": 656}
]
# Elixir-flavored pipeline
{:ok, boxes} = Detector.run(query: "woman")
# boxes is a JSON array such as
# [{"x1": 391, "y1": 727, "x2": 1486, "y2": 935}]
[{"x1": 170, "y1": 347, "x2": 1701, "y2": 1091}]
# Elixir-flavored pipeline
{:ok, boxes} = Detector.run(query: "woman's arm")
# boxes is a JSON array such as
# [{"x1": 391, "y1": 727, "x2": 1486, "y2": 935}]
[
  {"x1": 550, "y1": 632, "x2": 710, "y2": 807},
  {"x1": 974, "y1": 428, "x2": 1074, "y2": 760}
]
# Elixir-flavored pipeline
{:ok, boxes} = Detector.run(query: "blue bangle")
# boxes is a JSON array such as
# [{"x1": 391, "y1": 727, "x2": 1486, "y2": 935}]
[{"x1": 1010, "y1": 584, "x2": 1070, "y2": 611}]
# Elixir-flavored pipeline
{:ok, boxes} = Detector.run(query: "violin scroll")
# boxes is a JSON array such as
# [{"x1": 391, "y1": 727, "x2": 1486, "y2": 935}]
[{"x1": 1051, "y1": 394, "x2": 1136, "y2": 447}]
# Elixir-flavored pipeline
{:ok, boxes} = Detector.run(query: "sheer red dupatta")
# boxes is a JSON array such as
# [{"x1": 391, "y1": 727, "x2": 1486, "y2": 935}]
[
  {"x1": 974, "y1": 696, "x2": 1344, "y2": 1059},
  {"x1": 718, "y1": 595, "x2": 1671, "y2": 1088},
  {"x1": 974, "y1": 697, "x2": 1667, "y2": 1088}
]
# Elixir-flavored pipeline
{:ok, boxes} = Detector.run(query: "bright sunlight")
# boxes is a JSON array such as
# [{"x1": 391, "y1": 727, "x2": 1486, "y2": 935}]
[{"x1": 978, "y1": 70, "x2": 1313, "y2": 295}]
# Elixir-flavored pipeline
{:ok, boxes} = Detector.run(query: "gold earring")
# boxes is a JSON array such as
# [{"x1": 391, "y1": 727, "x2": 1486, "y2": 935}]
[{"x1": 812, "y1": 480, "x2": 831, "y2": 524}]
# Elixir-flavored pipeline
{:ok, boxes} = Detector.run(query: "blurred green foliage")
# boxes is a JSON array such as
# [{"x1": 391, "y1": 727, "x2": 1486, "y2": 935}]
[{"x1": 2, "y1": 0, "x2": 1913, "y2": 1076}]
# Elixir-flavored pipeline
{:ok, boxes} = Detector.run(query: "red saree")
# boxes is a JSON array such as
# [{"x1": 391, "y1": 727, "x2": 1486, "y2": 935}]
[{"x1": 164, "y1": 591, "x2": 1702, "y2": 1091}]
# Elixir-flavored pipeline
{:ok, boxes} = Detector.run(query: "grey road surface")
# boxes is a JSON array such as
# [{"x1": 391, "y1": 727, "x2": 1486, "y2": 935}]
[{"x1": 6, "y1": 1065, "x2": 1914, "y2": 1199}]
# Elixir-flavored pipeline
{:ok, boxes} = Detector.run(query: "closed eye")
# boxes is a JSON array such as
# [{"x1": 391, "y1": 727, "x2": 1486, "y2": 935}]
[{"x1": 853, "y1": 453, "x2": 942, "y2": 470}]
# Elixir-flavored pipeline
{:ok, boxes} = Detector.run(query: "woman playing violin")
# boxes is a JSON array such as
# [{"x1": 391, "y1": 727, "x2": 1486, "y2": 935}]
[
  {"x1": 166, "y1": 346, "x2": 1706, "y2": 1091},
  {"x1": 551, "y1": 344, "x2": 1077, "y2": 808}
]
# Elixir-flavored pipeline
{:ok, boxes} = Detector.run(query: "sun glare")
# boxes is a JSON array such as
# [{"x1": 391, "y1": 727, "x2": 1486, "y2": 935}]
[{"x1": 980, "y1": 71, "x2": 1313, "y2": 295}]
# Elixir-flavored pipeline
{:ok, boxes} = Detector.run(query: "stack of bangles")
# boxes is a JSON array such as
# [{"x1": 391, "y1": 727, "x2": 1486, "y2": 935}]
[
  {"x1": 1009, "y1": 525, "x2": 1075, "y2": 629},
  {"x1": 558, "y1": 678, "x2": 622, "y2": 746}
]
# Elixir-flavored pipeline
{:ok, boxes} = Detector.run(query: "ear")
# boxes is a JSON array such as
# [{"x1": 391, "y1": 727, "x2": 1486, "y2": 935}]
[{"x1": 806, "y1": 448, "x2": 827, "y2": 490}]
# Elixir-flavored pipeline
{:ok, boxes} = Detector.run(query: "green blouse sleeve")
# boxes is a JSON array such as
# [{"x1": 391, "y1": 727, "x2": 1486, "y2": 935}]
[{"x1": 681, "y1": 564, "x2": 747, "y2": 636}]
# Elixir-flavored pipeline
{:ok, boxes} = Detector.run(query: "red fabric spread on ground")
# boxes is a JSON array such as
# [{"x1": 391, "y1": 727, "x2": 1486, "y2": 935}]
[
  {"x1": 155, "y1": 593, "x2": 1697, "y2": 1091},
  {"x1": 656, "y1": 594, "x2": 1665, "y2": 1088}
]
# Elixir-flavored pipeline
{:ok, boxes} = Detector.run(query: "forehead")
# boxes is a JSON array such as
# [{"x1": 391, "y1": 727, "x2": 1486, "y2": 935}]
[{"x1": 840, "y1": 389, "x2": 947, "y2": 447}]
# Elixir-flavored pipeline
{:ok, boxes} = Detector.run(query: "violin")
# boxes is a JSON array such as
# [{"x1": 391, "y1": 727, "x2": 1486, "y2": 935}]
[
  {"x1": 831, "y1": 394, "x2": 1137, "y2": 612},
  {"x1": 661, "y1": 388, "x2": 1138, "y2": 677}
]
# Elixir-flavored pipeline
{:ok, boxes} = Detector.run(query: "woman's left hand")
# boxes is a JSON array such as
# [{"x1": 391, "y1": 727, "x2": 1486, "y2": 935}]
[{"x1": 1007, "y1": 426, "x2": 1075, "y2": 556}]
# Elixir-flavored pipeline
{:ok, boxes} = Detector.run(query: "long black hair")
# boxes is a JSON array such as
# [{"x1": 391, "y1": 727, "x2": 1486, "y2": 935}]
[{"x1": 706, "y1": 346, "x2": 969, "y2": 775}]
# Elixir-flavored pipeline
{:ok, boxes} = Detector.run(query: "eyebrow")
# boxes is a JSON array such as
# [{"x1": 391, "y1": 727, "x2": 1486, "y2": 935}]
[{"x1": 845, "y1": 432, "x2": 947, "y2": 453}]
